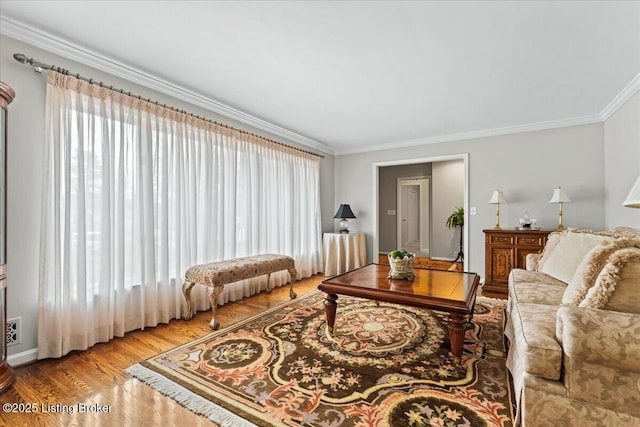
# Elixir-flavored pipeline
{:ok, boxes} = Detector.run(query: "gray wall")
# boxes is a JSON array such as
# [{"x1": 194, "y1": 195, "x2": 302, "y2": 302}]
[
  {"x1": 335, "y1": 123, "x2": 607, "y2": 277},
  {"x1": 378, "y1": 163, "x2": 432, "y2": 252},
  {"x1": 0, "y1": 35, "x2": 335, "y2": 361},
  {"x1": 319, "y1": 153, "x2": 336, "y2": 233},
  {"x1": 604, "y1": 90, "x2": 640, "y2": 229}
]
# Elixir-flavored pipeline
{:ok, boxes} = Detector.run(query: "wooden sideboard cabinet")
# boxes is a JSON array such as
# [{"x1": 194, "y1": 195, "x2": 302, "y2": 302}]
[{"x1": 483, "y1": 229, "x2": 551, "y2": 296}]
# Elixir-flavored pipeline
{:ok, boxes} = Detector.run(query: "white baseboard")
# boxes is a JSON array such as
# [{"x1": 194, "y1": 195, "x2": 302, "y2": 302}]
[{"x1": 8, "y1": 348, "x2": 38, "y2": 366}]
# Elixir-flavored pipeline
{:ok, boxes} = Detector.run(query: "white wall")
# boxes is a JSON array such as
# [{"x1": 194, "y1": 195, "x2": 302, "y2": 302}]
[
  {"x1": 431, "y1": 160, "x2": 464, "y2": 259},
  {"x1": 604, "y1": 90, "x2": 640, "y2": 228},
  {"x1": 335, "y1": 123, "x2": 606, "y2": 278},
  {"x1": 0, "y1": 35, "x2": 335, "y2": 361}
]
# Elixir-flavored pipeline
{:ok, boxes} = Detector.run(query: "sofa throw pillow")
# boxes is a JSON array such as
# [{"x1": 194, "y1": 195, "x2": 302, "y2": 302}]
[
  {"x1": 580, "y1": 248, "x2": 640, "y2": 313},
  {"x1": 563, "y1": 239, "x2": 640, "y2": 305},
  {"x1": 539, "y1": 230, "x2": 614, "y2": 284},
  {"x1": 613, "y1": 226, "x2": 640, "y2": 240},
  {"x1": 535, "y1": 231, "x2": 563, "y2": 271}
]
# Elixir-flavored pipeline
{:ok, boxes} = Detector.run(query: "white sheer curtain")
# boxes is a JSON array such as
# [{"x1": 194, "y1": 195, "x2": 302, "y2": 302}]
[{"x1": 38, "y1": 71, "x2": 323, "y2": 359}]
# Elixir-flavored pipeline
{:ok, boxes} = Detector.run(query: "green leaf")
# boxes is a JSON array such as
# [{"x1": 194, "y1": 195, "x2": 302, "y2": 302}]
[{"x1": 446, "y1": 207, "x2": 464, "y2": 229}]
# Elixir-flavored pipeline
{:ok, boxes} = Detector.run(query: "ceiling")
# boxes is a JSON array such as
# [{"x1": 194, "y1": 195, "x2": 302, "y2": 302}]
[{"x1": 1, "y1": 1, "x2": 639, "y2": 155}]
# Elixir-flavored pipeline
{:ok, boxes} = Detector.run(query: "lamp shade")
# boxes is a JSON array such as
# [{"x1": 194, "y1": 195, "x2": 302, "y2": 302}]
[
  {"x1": 623, "y1": 175, "x2": 640, "y2": 208},
  {"x1": 549, "y1": 187, "x2": 571, "y2": 203},
  {"x1": 333, "y1": 204, "x2": 356, "y2": 219},
  {"x1": 488, "y1": 190, "x2": 507, "y2": 204}
]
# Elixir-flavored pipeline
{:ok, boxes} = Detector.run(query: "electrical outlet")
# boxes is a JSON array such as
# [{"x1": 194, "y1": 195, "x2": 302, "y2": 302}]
[{"x1": 7, "y1": 317, "x2": 20, "y2": 347}]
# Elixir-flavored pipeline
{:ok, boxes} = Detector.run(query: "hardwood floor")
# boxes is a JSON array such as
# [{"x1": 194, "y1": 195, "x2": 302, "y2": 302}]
[
  {"x1": 0, "y1": 276, "x2": 323, "y2": 427},
  {"x1": 378, "y1": 253, "x2": 464, "y2": 272}
]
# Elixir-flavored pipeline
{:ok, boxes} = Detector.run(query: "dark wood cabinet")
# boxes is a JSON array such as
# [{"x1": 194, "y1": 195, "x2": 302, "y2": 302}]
[
  {"x1": 483, "y1": 229, "x2": 551, "y2": 297},
  {"x1": 0, "y1": 82, "x2": 15, "y2": 394}
]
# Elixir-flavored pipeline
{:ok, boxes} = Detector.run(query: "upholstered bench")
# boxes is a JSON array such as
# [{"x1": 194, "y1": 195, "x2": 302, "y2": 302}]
[{"x1": 181, "y1": 254, "x2": 297, "y2": 329}]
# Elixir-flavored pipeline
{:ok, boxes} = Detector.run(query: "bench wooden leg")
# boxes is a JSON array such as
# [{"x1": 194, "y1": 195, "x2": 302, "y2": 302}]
[
  {"x1": 181, "y1": 282, "x2": 196, "y2": 320},
  {"x1": 288, "y1": 267, "x2": 297, "y2": 299},
  {"x1": 208, "y1": 285, "x2": 224, "y2": 330}
]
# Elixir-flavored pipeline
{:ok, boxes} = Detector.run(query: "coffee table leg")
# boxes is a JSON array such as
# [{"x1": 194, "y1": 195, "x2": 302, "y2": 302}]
[
  {"x1": 324, "y1": 293, "x2": 338, "y2": 334},
  {"x1": 448, "y1": 313, "x2": 467, "y2": 364}
]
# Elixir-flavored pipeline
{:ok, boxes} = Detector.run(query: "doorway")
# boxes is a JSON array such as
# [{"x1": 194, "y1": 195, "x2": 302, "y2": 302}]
[
  {"x1": 372, "y1": 154, "x2": 469, "y2": 271},
  {"x1": 397, "y1": 178, "x2": 429, "y2": 257}
]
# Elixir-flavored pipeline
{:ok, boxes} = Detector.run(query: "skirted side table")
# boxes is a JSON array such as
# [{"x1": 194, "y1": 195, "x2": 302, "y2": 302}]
[{"x1": 322, "y1": 232, "x2": 366, "y2": 276}]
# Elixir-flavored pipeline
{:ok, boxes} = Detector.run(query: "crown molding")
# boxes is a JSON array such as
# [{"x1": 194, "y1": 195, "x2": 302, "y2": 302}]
[
  {"x1": 0, "y1": 16, "x2": 333, "y2": 155},
  {"x1": 336, "y1": 114, "x2": 603, "y2": 155},
  {"x1": 600, "y1": 72, "x2": 640, "y2": 120}
]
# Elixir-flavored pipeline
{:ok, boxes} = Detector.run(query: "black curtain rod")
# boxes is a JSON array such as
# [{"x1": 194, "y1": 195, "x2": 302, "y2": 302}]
[{"x1": 12, "y1": 53, "x2": 324, "y2": 159}]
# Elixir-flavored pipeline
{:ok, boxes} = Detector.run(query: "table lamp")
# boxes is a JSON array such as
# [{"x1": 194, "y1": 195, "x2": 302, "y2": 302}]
[
  {"x1": 488, "y1": 190, "x2": 507, "y2": 229},
  {"x1": 334, "y1": 204, "x2": 356, "y2": 233},
  {"x1": 549, "y1": 187, "x2": 571, "y2": 230}
]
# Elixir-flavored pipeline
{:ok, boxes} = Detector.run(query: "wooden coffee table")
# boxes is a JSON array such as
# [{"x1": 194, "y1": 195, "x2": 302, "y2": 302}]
[{"x1": 318, "y1": 263, "x2": 480, "y2": 364}]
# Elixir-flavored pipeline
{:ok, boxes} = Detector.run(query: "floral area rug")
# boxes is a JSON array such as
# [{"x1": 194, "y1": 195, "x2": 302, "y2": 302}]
[{"x1": 126, "y1": 291, "x2": 513, "y2": 426}]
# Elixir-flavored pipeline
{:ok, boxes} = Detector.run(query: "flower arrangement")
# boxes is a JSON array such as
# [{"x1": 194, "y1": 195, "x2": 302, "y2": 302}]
[{"x1": 387, "y1": 249, "x2": 415, "y2": 281}]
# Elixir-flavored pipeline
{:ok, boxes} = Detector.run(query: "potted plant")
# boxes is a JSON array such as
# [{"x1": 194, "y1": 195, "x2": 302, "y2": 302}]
[
  {"x1": 387, "y1": 249, "x2": 415, "y2": 281},
  {"x1": 446, "y1": 207, "x2": 464, "y2": 262}
]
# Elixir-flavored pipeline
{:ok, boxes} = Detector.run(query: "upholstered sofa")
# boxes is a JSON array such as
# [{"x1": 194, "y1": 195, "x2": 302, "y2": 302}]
[{"x1": 504, "y1": 227, "x2": 640, "y2": 426}]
